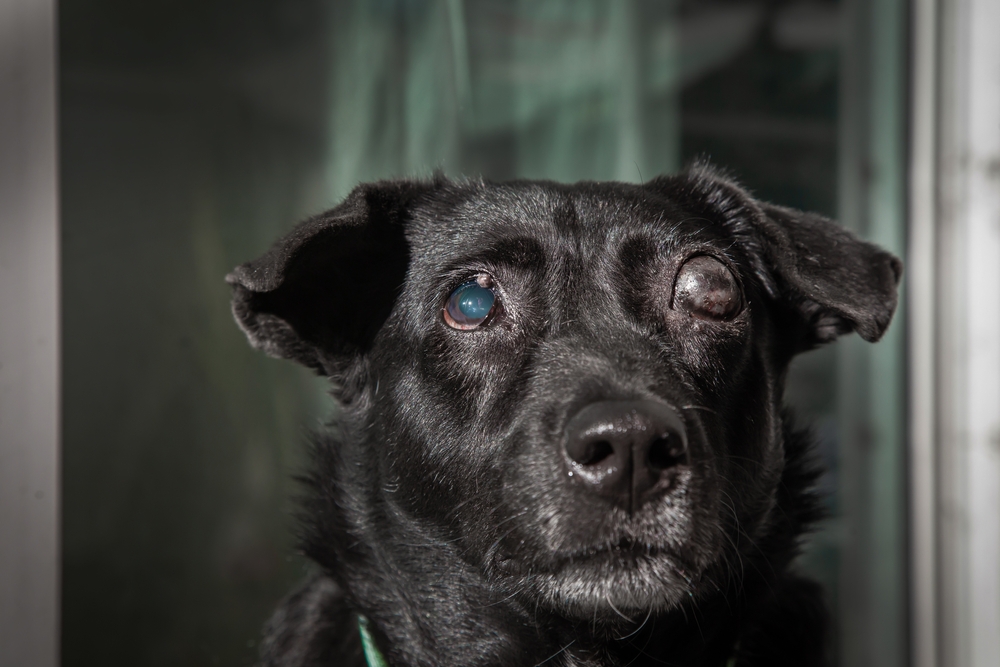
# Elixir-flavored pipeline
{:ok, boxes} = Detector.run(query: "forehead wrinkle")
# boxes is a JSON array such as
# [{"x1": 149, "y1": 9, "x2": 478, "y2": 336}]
[
  {"x1": 410, "y1": 182, "x2": 570, "y2": 258},
  {"x1": 543, "y1": 194, "x2": 650, "y2": 333},
  {"x1": 568, "y1": 190, "x2": 667, "y2": 275},
  {"x1": 588, "y1": 193, "x2": 739, "y2": 264},
  {"x1": 443, "y1": 236, "x2": 548, "y2": 275}
]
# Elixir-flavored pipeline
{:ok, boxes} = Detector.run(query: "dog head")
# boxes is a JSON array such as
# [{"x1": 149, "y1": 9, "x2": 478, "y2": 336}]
[{"x1": 228, "y1": 167, "x2": 900, "y2": 621}]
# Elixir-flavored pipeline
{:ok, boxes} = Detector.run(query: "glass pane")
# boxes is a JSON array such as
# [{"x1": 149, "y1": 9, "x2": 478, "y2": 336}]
[
  {"x1": 60, "y1": 3, "x2": 332, "y2": 664},
  {"x1": 61, "y1": 1, "x2": 907, "y2": 665}
]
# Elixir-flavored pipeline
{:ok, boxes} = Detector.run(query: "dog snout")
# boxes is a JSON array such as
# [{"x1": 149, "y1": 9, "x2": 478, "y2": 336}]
[{"x1": 563, "y1": 400, "x2": 687, "y2": 513}]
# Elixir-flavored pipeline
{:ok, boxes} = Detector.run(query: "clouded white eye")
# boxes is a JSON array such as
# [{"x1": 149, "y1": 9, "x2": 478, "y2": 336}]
[
  {"x1": 672, "y1": 256, "x2": 742, "y2": 321},
  {"x1": 443, "y1": 276, "x2": 497, "y2": 330}
]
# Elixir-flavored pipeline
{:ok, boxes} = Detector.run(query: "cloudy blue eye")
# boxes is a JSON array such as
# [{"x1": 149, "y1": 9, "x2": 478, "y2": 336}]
[{"x1": 443, "y1": 277, "x2": 497, "y2": 330}]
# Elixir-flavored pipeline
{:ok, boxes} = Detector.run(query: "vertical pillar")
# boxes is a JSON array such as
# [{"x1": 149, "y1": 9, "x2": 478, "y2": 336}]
[
  {"x1": 837, "y1": 0, "x2": 907, "y2": 665},
  {"x1": 0, "y1": 1, "x2": 60, "y2": 666},
  {"x1": 937, "y1": 0, "x2": 1000, "y2": 665},
  {"x1": 907, "y1": 1, "x2": 939, "y2": 666}
]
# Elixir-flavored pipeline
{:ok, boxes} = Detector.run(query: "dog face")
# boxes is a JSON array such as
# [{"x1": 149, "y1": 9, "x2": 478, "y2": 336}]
[{"x1": 228, "y1": 168, "x2": 900, "y2": 623}]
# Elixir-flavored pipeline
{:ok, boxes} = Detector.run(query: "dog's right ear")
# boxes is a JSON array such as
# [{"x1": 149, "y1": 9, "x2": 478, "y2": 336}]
[{"x1": 227, "y1": 180, "x2": 430, "y2": 376}]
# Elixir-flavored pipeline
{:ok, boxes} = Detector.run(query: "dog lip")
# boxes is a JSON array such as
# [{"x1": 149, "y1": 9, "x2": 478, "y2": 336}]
[
  {"x1": 552, "y1": 538, "x2": 674, "y2": 567},
  {"x1": 545, "y1": 540, "x2": 703, "y2": 586},
  {"x1": 492, "y1": 552, "x2": 518, "y2": 575}
]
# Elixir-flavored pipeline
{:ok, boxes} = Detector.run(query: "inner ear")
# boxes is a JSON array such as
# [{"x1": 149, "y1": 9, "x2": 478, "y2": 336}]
[
  {"x1": 227, "y1": 180, "x2": 430, "y2": 375},
  {"x1": 247, "y1": 222, "x2": 408, "y2": 362}
]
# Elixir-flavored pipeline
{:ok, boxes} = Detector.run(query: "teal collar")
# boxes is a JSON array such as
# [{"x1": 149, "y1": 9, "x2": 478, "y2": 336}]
[
  {"x1": 357, "y1": 615, "x2": 389, "y2": 667},
  {"x1": 358, "y1": 614, "x2": 738, "y2": 667}
]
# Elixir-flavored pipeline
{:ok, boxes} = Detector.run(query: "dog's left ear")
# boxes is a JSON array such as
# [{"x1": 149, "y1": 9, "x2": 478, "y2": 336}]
[
  {"x1": 226, "y1": 180, "x2": 431, "y2": 375},
  {"x1": 750, "y1": 201, "x2": 903, "y2": 346},
  {"x1": 649, "y1": 167, "x2": 902, "y2": 348}
]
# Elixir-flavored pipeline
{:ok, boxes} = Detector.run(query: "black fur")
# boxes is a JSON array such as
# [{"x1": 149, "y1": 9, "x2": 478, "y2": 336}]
[{"x1": 228, "y1": 165, "x2": 901, "y2": 667}]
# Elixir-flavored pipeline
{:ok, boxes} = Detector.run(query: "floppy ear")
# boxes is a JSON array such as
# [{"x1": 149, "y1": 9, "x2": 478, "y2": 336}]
[
  {"x1": 226, "y1": 180, "x2": 430, "y2": 375},
  {"x1": 751, "y1": 201, "x2": 903, "y2": 346},
  {"x1": 753, "y1": 204, "x2": 903, "y2": 346},
  {"x1": 648, "y1": 166, "x2": 902, "y2": 348}
]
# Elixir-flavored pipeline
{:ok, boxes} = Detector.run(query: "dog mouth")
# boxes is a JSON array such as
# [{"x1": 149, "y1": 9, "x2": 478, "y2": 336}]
[
  {"x1": 495, "y1": 533, "x2": 696, "y2": 580},
  {"x1": 552, "y1": 537, "x2": 676, "y2": 569},
  {"x1": 496, "y1": 536, "x2": 703, "y2": 616}
]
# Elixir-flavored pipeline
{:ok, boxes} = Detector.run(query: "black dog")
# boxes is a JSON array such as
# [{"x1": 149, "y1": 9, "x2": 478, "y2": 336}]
[{"x1": 228, "y1": 165, "x2": 901, "y2": 667}]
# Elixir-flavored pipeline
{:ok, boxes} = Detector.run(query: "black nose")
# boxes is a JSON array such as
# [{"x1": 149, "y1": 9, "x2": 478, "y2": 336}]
[{"x1": 563, "y1": 400, "x2": 687, "y2": 513}]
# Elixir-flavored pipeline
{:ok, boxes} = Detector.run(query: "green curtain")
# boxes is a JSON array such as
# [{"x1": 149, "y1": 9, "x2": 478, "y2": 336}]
[{"x1": 322, "y1": 0, "x2": 687, "y2": 199}]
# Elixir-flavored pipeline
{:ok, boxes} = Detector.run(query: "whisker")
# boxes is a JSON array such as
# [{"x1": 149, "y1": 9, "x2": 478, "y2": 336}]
[
  {"x1": 604, "y1": 593, "x2": 634, "y2": 623},
  {"x1": 534, "y1": 639, "x2": 576, "y2": 666},
  {"x1": 679, "y1": 404, "x2": 718, "y2": 415},
  {"x1": 485, "y1": 519, "x2": 527, "y2": 561},
  {"x1": 615, "y1": 605, "x2": 652, "y2": 640}
]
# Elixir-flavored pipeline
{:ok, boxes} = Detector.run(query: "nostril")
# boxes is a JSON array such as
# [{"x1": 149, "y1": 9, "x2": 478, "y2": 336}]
[
  {"x1": 563, "y1": 401, "x2": 687, "y2": 509},
  {"x1": 647, "y1": 434, "x2": 685, "y2": 471},
  {"x1": 577, "y1": 440, "x2": 615, "y2": 467}
]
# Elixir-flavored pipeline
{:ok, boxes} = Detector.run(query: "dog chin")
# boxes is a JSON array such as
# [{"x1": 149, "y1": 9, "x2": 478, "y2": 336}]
[{"x1": 531, "y1": 552, "x2": 694, "y2": 618}]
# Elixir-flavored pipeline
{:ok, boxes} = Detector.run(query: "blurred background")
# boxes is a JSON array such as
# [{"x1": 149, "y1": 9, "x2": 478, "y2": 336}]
[{"x1": 1, "y1": 0, "x2": 997, "y2": 666}]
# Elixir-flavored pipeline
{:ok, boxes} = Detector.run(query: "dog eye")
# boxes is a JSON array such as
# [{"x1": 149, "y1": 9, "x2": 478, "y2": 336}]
[
  {"x1": 672, "y1": 256, "x2": 742, "y2": 320},
  {"x1": 443, "y1": 276, "x2": 497, "y2": 330}
]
